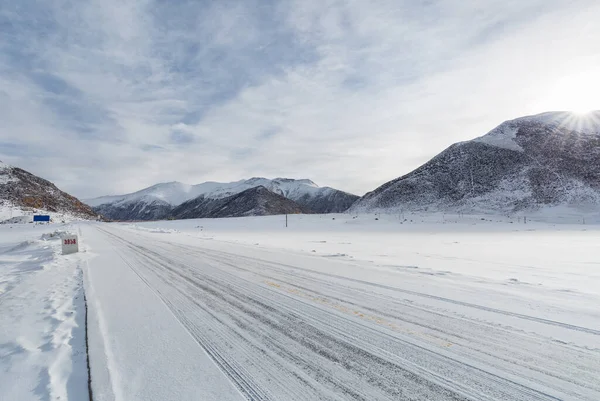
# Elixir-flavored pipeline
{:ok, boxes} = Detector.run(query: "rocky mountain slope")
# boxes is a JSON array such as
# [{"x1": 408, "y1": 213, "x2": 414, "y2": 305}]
[
  {"x1": 0, "y1": 161, "x2": 97, "y2": 219},
  {"x1": 87, "y1": 178, "x2": 357, "y2": 221},
  {"x1": 93, "y1": 198, "x2": 171, "y2": 222},
  {"x1": 172, "y1": 186, "x2": 313, "y2": 219},
  {"x1": 351, "y1": 111, "x2": 600, "y2": 213}
]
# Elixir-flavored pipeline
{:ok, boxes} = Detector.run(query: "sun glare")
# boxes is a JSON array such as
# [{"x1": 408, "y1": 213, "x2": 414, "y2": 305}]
[
  {"x1": 536, "y1": 71, "x2": 598, "y2": 115},
  {"x1": 572, "y1": 108, "x2": 594, "y2": 116}
]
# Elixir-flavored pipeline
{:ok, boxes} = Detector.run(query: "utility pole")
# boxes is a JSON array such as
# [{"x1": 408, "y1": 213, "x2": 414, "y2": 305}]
[{"x1": 285, "y1": 214, "x2": 288, "y2": 228}]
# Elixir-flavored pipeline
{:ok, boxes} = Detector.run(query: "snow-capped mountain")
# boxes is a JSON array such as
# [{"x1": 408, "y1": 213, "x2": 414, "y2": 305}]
[
  {"x1": 85, "y1": 181, "x2": 205, "y2": 208},
  {"x1": 0, "y1": 161, "x2": 97, "y2": 220},
  {"x1": 87, "y1": 178, "x2": 358, "y2": 221},
  {"x1": 172, "y1": 186, "x2": 313, "y2": 219},
  {"x1": 351, "y1": 111, "x2": 600, "y2": 214}
]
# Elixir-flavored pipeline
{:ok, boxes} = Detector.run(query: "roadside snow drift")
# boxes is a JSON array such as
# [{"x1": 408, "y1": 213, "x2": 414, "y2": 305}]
[{"x1": 0, "y1": 225, "x2": 89, "y2": 401}]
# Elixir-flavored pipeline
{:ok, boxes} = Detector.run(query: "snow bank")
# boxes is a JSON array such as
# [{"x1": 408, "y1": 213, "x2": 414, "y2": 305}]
[
  {"x1": 0, "y1": 225, "x2": 90, "y2": 401},
  {"x1": 40, "y1": 230, "x2": 69, "y2": 241},
  {"x1": 0, "y1": 201, "x2": 89, "y2": 225},
  {"x1": 1, "y1": 215, "x2": 32, "y2": 224},
  {"x1": 129, "y1": 225, "x2": 180, "y2": 234}
]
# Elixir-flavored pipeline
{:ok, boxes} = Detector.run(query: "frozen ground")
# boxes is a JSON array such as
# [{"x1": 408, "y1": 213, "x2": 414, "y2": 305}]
[
  {"x1": 2, "y1": 213, "x2": 598, "y2": 400},
  {"x1": 79, "y1": 213, "x2": 599, "y2": 400},
  {"x1": 0, "y1": 201, "x2": 90, "y2": 225},
  {"x1": 0, "y1": 224, "x2": 89, "y2": 401}
]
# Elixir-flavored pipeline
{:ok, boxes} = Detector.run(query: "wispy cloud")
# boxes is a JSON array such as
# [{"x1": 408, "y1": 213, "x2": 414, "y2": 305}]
[{"x1": 1, "y1": 0, "x2": 599, "y2": 198}]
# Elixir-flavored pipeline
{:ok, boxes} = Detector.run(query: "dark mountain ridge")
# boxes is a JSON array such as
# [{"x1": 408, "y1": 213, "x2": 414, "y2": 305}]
[
  {"x1": 171, "y1": 186, "x2": 313, "y2": 219},
  {"x1": 87, "y1": 177, "x2": 357, "y2": 221},
  {"x1": 351, "y1": 111, "x2": 600, "y2": 213}
]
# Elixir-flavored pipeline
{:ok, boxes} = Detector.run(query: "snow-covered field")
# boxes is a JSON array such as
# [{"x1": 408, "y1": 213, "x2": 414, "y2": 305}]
[
  {"x1": 85, "y1": 214, "x2": 599, "y2": 401},
  {"x1": 129, "y1": 212, "x2": 600, "y2": 297},
  {"x1": 0, "y1": 224, "x2": 90, "y2": 401},
  {"x1": 0, "y1": 201, "x2": 89, "y2": 225},
  {"x1": 3, "y1": 213, "x2": 600, "y2": 400}
]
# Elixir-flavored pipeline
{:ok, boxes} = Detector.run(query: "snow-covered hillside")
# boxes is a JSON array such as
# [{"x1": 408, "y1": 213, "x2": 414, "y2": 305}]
[
  {"x1": 0, "y1": 161, "x2": 18, "y2": 185},
  {"x1": 352, "y1": 111, "x2": 600, "y2": 214},
  {"x1": 0, "y1": 161, "x2": 97, "y2": 220},
  {"x1": 87, "y1": 178, "x2": 358, "y2": 221},
  {"x1": 171, "y1": 186, "x2": 313, "y2": 219},
  {"x1": 85, "y1": 181, "x2": 203, "y2": 208}
]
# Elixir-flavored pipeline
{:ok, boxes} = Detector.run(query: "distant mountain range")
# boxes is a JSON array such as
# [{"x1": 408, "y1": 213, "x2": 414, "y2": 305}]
[
  {"x1": 173, "y1": 186, "x2": 313, "y2": 219},
  {"x1": 4, "y1": 111, "x2": 599, "y2": 222},
  {"x1": 86, "y1": 178, "x2": 358, "y2": 221},
  {"x1": 351, "y1": 111, "x2": 600, "y2": 214},
  {"x1": 0, "y1": 161, "x2": 97, "y2": 220}
]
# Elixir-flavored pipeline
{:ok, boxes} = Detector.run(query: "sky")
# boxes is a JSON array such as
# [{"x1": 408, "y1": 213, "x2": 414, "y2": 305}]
[{"x1": 1, "y1": 0, "x2": 599, "y2": 198}]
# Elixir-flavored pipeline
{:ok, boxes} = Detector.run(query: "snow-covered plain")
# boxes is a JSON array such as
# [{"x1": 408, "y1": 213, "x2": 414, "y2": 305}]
[
  {"x1": 0, "y1": 201, "x2": 91, "y2": 225},
  {"x1": 78, "y1": 213, "x2": 599, "y2": 401},
  {"x1": 0, "y1": 224, "x2": 90, "y2": 401},
  {"x1": 3, "y1": 213, "x2": 599, "y2": 400}
]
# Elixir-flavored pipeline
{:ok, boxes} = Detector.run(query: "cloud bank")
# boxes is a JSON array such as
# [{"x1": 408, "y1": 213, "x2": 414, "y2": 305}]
[{"x1": 1, "y1": 0, "x2": 599, "y2": 197}]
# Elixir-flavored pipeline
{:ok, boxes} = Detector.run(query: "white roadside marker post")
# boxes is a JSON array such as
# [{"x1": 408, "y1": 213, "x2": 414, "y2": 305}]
[{"x1": 62, "y1": 234, "x2": 79, "y2": 255}]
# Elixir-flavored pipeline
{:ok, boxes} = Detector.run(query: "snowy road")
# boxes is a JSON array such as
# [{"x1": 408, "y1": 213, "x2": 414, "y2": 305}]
[{"x1": 85, "y1": 223, "x2": 600, "y2": 401}]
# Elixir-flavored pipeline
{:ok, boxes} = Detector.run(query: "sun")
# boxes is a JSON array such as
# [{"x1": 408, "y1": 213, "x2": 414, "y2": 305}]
[
  {"x1": 569, "y1": 101, "x2": 595, "y2": 116},
  {"x1": 572, "y1": 108, "x2": 595, "y2": 116},
  {"x1": 535, "y1": 71, "x2": 598, "y2": 115}
]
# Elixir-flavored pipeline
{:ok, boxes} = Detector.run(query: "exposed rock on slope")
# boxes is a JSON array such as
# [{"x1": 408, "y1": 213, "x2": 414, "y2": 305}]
[
  {"x1": 0, "y1": 161, "x2": 97, "y2": 219},
  {"x1": 290, "y1": 185, "x2": 358, "y2": 213},
  {"x1": 172, "y1": 186, "x2": 312, "y2": 219},
  {"x1": 93, "y1": 199, "x2": 172, "y2": 221},
  {"x1": 246, "y1": 178, "x2": 358, "y2": 213},
  {"x1": 86, "y1": 178, "x2": 357, "y2": 221},
  {"x1": 351, "y1": 111, "x2": 600, "y2": 213}
]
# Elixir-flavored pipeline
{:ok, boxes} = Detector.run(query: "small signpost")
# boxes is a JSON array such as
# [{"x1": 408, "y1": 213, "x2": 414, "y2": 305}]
[
  {"x1": 62, "y1": 234, "x2": 79, "y2": 255},
  {"x1": 34, "y1": 215, "x2": 50, "y2": 223}
]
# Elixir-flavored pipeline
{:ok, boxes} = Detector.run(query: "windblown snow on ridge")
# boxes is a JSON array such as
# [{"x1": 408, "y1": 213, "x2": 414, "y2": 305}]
[{"x1": 86, "y1": 178, "x2": 343, "y2": 207}]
